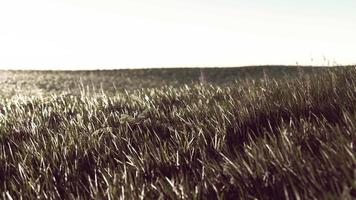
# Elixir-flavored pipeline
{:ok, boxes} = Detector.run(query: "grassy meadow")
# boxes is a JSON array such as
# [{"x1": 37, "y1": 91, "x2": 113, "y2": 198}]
[{"x1": 0, "y1": 66, "x2": 355, "y2": 199}]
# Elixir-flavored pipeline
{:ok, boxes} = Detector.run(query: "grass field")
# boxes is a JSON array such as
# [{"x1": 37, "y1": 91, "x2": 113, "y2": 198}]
[{"x1": 0, "y1": 66, "x2": 355, "y2": 199}]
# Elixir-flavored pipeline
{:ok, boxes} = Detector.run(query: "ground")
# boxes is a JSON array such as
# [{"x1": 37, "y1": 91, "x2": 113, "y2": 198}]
[{"x1": 0, "y1": 66, "x2": 355, "y2": 199}]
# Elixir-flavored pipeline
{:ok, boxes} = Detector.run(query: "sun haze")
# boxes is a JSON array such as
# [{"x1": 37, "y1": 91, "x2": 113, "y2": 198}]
[{"x1": 0, "y1": 0, "x2": 355, "y2": 70}]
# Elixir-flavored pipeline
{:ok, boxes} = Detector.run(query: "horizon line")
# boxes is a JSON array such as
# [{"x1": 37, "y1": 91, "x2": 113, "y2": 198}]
[{"x1": 1, "y1": 64, "x2": 355, "y2": 72}]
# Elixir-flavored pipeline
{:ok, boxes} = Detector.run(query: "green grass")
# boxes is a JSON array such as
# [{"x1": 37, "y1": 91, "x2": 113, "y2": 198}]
[{"x1": 0, "y1": 66, "x2": 355, "y2": 199}]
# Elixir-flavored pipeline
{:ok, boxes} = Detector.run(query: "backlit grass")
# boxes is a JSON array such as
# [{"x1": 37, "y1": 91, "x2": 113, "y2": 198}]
[{"x1": 0, "y1": 66, "x2": 355, "y2": 199}]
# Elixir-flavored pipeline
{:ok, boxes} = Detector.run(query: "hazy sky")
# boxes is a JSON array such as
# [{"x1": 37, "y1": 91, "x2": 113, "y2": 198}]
[{"x1": 0, "y1": 0, "x2": 355, "y2": 69}]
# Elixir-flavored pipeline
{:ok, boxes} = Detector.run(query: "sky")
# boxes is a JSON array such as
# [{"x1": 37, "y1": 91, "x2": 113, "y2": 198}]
[{"x1": 0, "y1": 0, "x2": 355, "y2": 70}]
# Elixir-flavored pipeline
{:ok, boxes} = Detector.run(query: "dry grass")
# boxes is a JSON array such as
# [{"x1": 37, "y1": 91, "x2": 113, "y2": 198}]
[{"x1": 0, "y1": 66, "x2": 355, "y2": 199}]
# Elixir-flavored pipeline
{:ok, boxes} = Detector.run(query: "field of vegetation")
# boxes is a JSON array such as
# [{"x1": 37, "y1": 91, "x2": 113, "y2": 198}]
[{"x1": 0, "y1": 66, "x2": 355, "y2": 199}]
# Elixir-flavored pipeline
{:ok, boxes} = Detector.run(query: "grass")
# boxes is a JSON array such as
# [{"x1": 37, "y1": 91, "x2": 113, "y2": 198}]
[{"x1": 0, "y1": 66, "x2": 355, "y2": 199}]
